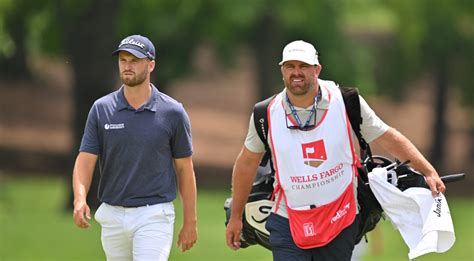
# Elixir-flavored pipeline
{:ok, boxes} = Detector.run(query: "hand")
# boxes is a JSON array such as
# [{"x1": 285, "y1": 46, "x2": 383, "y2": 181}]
[
  {"x1": 73, "y1": 199, "x2": 91, "y2": 228},
  {"x1": 225, "y1": 217, "x2": 243, "y2": 250},
  {"x1": 177, "y1": 223, "x2": 197, "y2": 252},
  {"x1": 425, "y1": 174, "x2": 446, "y2": 197}
]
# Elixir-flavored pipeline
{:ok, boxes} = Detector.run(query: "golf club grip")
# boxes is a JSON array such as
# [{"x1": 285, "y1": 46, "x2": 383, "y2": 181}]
[{"x1": 440, "y1": 173, "x2": 465, "y2": 183}]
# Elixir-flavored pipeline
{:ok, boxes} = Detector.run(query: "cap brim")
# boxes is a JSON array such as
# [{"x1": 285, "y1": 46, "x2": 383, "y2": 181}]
[
  {"x1": 278, "y1": 58, "x2": 319, "y2": 66},
  {"x1": 112, "y1": 48, "x2": 147, "y2": 59}
]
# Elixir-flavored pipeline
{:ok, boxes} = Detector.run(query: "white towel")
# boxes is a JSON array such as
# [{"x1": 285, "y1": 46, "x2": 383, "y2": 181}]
[{"x1": 368, "y1": 168, "x2": 455, "y2": 259}]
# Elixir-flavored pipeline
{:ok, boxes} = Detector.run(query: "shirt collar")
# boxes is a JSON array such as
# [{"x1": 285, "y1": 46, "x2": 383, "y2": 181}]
[
  {"x1": 117, "y1": 84, "x2": 159, "y2": 112},
  {"x1": 143, "y1": 84, "x2": 159, "y2": 112},
  {"x1": 117, "y1": 87, "x2": 129, "y2": 111}
]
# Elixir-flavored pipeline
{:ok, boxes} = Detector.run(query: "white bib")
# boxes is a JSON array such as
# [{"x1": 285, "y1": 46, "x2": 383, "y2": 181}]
[{"x1": 269, "y1": 82, "x2": 358, "y2": 208}]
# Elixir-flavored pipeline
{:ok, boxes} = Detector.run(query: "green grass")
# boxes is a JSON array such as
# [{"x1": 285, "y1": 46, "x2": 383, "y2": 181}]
[
  {"x1": 0, "y1": 176, "x2": 473, "y2": 260},
  {"x1": 0, "y1": 177, "x2": 104, "y2": 261}
]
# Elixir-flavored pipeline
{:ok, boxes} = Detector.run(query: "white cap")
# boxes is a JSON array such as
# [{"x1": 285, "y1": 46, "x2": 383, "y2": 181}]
[{"x1": 278, "y1": 40, "x2": 319, "y2": 65}]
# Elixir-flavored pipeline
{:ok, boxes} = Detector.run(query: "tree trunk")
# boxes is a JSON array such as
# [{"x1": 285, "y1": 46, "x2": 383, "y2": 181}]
[
  {"x1": 250, "y1": 12, "x2": 283, "y2": 101},
  {"x1": 470, "y1": 125, "x2": 474, "y2": 173},
  {"x1": 0, "y1": 6, "x2": 30, "y2": 80},
  {"x1": 430, "y1": 62, "x2": 448, "y2": 172},
  {"x1": 58, "y1": 0, "x2": 121, "y2": 210}
]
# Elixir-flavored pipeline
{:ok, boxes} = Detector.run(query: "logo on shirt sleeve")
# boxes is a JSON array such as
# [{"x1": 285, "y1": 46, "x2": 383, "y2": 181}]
[{"x1": 301, "y1": 140, "x2": 327, "y2": 168}]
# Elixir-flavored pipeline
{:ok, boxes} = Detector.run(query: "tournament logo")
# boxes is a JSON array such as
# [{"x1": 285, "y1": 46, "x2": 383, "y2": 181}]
[
  {"x1": 303, "y1": 222, "x2": 316, "y2": 237},
  {"x1": 301, "y1": 140, "x2": 327, "y2": 168}
]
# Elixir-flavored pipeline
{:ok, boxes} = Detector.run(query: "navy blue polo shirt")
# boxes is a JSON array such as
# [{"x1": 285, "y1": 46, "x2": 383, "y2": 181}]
[{"x1": 79, "y1": 84, "x2": 193, "y2": 207}]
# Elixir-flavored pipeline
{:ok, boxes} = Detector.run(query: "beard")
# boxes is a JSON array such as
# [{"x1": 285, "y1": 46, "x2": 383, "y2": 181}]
[
  {"x1": 284, "y1": 74, "x2": 314, "y2": 96},
  {"x1": 120, "y1": 67, "x2": 148, "y2": 87}
]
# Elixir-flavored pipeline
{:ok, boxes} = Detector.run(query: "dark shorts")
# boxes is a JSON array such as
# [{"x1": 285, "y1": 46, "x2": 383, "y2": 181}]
[{"x1": 265, "y1": 213, "x2": 360, "y2": 261}]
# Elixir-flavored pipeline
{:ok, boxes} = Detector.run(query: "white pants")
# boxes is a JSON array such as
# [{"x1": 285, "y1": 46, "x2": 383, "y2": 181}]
[{"x1": 94, "y1": 202, "x2": 175, "y2": 261}]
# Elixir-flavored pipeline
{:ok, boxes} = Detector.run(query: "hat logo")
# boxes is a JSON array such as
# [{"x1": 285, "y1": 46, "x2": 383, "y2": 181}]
[
  {"x1": 119, "y1": 38, "x2": 145, "y2": 49},
  {"x1": 288, "y1": 48, "x2": 307, "y2": 53}
]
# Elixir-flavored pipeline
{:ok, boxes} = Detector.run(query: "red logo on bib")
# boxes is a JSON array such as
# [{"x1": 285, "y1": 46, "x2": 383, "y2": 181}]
[{"x1": 301, "y1": 140, "x2": 327, "y2": 168}]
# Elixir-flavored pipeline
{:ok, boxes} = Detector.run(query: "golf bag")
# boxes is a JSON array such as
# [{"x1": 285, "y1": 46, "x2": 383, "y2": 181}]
[{"x1": 224, "y1": 157, "x2": 274, "y2": 250}]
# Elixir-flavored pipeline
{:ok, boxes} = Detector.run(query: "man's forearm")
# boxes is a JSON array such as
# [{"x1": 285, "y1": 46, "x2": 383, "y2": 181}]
[
  {"x1": 72, "y1": 152, "x2": 97, "y2": 204},
  {"x1": 375, "y1": 127, "x2": 437, "y2": 177},
  {"x1": 230, "y1": 151, "x2": 262, "y2": 219},
  {"x1": 178, "y1": 170, "x2": 197, "y2": 225},
  {"x1": 174, "y1": 157, "x2": 197, "y2": 225}
]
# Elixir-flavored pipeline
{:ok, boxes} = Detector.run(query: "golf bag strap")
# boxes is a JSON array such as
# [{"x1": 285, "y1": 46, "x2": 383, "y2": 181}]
[
  {"x1": 253, "y1": 95, "x2": 276, "y2": 168},
  {"x1": 339, "y1": 86, "x2": 373, "y2": 162}
]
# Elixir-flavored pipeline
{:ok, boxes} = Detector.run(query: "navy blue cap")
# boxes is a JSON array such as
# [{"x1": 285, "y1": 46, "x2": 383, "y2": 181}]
[{"x1": 112, "y1": 35, "x2": 155, "y2": 60}]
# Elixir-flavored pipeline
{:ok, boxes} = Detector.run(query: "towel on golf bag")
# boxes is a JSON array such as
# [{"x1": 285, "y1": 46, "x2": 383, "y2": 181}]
[{"x1": 368, "y1": 168, "x2": 455, "y2": 260}]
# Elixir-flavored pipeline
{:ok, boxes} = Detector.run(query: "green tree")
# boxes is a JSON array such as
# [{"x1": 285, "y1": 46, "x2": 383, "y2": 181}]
[
  {"x1": 117, "y1": 0, "x2": 357, "y2": 99},
  {"x1": 3, "y1": 0, "x2": 471, "y2": 206},
  {"x1": 62, "y1": 0, "x2": 357, "y2": 208},
  {"x1": 0, "y1": 0, "x2": 52, "y2": 80},
  {"x1": 375, "y1": 0, "x2": 474, "y2": 172},
  {"x1": 52, "y1": 0, "x2": 122, "y2": 209}
]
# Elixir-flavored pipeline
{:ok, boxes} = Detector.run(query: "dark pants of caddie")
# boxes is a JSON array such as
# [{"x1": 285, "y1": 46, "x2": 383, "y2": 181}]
[{"x1": 265, "y1": 213, "x2": 361, "y2": 261}]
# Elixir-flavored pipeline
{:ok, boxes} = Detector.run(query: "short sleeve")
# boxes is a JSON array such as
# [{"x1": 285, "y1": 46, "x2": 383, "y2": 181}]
[
  {"x1": 171, "y1": 106, "x2": 193, "y2": 158},
  {"x1": 244, "y1": 113, "x2": 266, "y2": 153},
  {"x1": 359, "y1": 95, "x2": 390, "y2": 143},
  {"x1": 79, "y1": 104, "x2": 101, "y2": 155}
]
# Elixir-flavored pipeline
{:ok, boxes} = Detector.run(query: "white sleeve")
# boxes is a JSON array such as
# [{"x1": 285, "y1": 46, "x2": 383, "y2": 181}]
[
  {"x1": 359, "y1": 95, "x2": 390, "y2": 143},
  {"x1": 244, "y1": 113, "x2": 266, "y2": 153}
]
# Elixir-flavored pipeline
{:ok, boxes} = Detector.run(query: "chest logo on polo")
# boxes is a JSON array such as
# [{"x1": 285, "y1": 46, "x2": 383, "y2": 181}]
[
  {"x1": 104, "y1": 123, "x2": 125, "y2": 130},
  {"x1": 301, "y1": 139, "x2": 327, "y2": 168}
]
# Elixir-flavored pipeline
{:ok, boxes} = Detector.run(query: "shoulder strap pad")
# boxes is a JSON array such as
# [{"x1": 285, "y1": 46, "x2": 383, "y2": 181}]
[
  {"x1": 253, "y1": 95, "x2": 275, "y2": 167},
  {"x1": 339, "y1": 86, "x2": 373, "y2": 162},
  {"x1": 340, "y1": 87, "x2": 362, "y2": 134},
  {"x1": 253, "y1": 95, "x2": 274, "y2": 148}
]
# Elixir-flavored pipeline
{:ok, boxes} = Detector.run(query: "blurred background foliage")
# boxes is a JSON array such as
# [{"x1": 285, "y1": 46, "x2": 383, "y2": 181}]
[
  {"x1": 0, "y1": 0, "x2": 472, "y2": 199},
  {"x1": 1, "y1": 0, "x2": 473, "y2": 99},
  {"x1": 1, "y1": 0, "x2": 472, "y2": 135},
  {"x1": 0, "y1": 0, "x2": 473, "y2": 260},
  {"x1": 1, "y1": 0, "x2": 472, "y2": 99}
]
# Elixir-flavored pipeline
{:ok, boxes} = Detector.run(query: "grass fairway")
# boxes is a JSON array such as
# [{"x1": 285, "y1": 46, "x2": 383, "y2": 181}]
[{"x1": 0, "y1": 176, "x2": 472, "y2": 260}]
